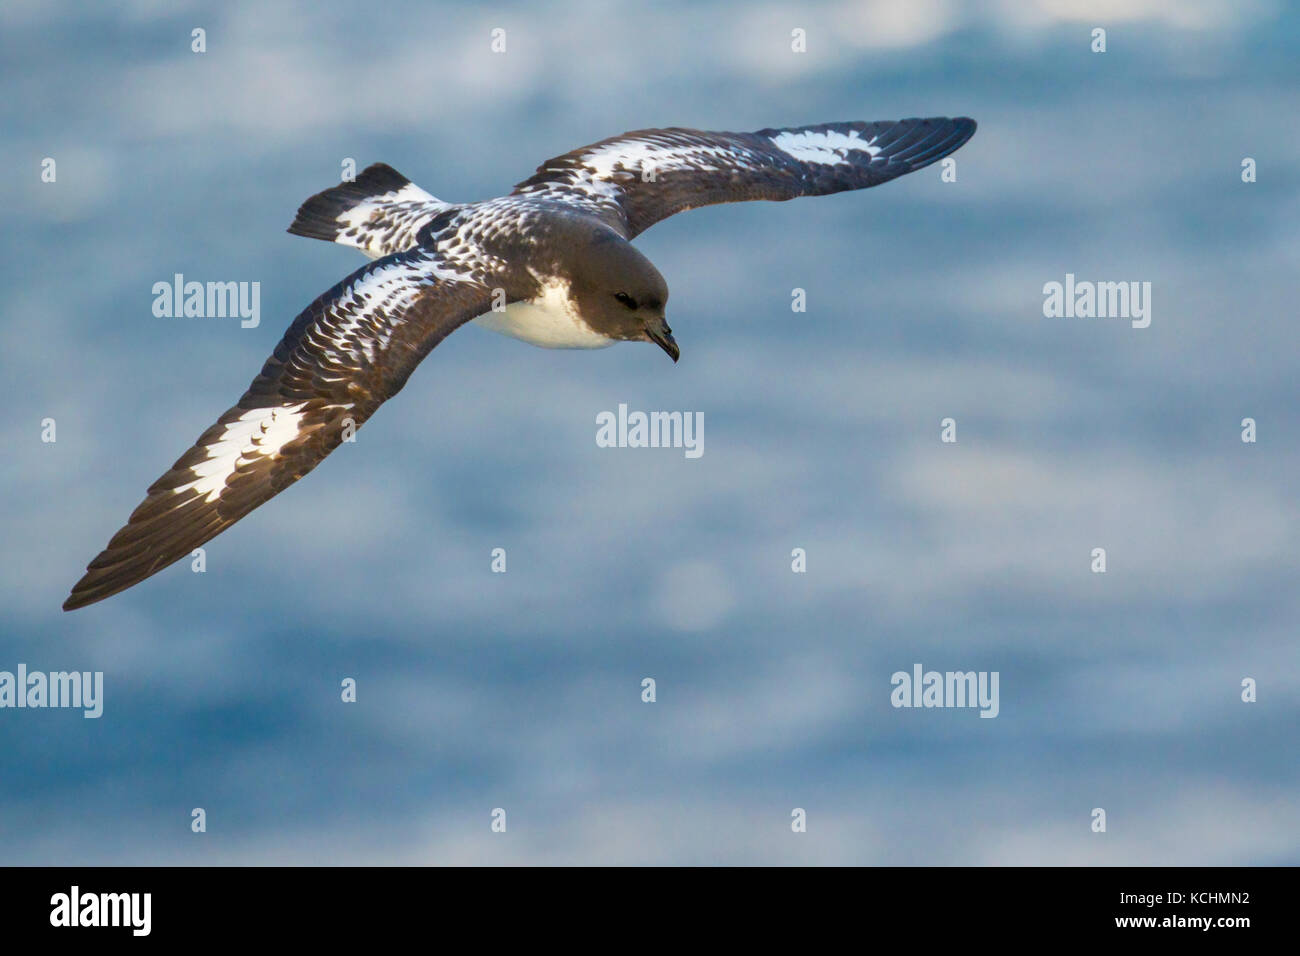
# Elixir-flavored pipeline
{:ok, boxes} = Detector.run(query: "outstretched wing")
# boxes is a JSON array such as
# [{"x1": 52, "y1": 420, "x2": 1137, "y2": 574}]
[
  {"x1": 512, "y1": 117, "x2": 976, "y2": 238},
  {"x1": 64, "y1": 249, "x2": 492, "y2": 610}
]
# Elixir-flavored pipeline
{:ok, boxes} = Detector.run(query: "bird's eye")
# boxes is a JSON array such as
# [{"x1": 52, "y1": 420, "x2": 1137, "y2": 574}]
[{"x1": 613, "y1": 291, "x2": 638, "y2": 310}]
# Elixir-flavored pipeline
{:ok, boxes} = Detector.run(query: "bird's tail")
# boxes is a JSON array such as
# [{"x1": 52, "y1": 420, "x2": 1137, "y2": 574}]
[{"x1": 288, "y1": 162, "x2": 452, "y2": 259}]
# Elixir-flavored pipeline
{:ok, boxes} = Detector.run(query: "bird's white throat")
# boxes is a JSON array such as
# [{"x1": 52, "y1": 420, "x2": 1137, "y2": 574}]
[{"x1": 471, "y1": 278, "x2": 615, "y2": 349}]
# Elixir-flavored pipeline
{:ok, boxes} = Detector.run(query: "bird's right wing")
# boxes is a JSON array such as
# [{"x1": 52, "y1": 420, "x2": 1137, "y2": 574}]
[
  {"x1": 64, "y1": 247, "x2": 492, "y2": 610},
  {"x1": 511, "y1": 117, "x2": 976, "y2": 238}
]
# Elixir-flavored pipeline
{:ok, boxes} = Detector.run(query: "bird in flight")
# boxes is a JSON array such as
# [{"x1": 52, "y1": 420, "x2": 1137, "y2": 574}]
[{"x1": 64, "y1": 116, "x2": 977, "y2": 610}]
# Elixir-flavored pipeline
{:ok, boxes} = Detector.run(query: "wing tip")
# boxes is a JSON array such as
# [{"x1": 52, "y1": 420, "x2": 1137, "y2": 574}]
[
  {"x1": 62, "y1": 576, "x2": 104, "y2": 612},
  {"x1": 876, "y1": 115, "x2": 977, "y2": 170},
  {"x1": 950, "y1": 115, "x2": 977, "y2": 144},
  {"x1": 63, "y1": 554, "x2": 140, "y2": 611},
  {"x1": 62, "y1": 596, "x2": 89, "y2": 612},
  {"x1": 62, "y1": 544, "x2": 181, "y2": 611}
]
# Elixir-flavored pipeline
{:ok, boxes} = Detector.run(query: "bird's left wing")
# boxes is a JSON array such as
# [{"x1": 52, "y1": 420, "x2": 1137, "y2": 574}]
[
  {"x1": 64, "y1": 248, "x2": 492, "y2": 610},
  {"x1": 512, "y1": 117, "x2": 976, "y2": 238}
]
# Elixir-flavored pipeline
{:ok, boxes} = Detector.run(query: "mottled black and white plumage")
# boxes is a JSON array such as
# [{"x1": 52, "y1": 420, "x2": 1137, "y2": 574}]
[{"x1": 65, "y1": 116, "x2": 976, "y2": 610}]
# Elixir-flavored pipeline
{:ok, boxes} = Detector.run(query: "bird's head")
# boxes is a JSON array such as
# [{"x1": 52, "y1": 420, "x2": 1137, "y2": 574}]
[{"x1": 569, "y1": 229, "x2": 676, "y2": 361}]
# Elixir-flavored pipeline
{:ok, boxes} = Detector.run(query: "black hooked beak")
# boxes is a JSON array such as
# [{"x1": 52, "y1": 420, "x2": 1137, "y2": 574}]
[{"x1": 645, "y1": 320, "x2": 679, "y2": 363}]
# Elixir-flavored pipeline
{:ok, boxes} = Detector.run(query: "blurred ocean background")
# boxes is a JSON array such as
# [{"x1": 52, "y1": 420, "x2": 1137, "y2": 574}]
[{"x1": 1, "y1": 0, "x2": 1297, "y2": 864}]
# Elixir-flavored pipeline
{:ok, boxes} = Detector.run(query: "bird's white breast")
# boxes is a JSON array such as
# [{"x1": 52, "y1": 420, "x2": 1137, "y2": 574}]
[{"x1": 471, "y1": 278, "x2": 615, "y2": 349}]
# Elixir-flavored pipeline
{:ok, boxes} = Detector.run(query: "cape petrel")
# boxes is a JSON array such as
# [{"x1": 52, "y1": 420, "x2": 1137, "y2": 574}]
[{"x1": 64, "y1": 116, "x2": 976, "y2": 610}]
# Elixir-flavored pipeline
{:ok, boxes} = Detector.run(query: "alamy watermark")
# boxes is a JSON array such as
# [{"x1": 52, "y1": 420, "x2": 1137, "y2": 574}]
[
  {"x1": 152, "y1": 273, "x2": 260, "y2": 328},
  {"x1": 596, "y1": 403, "x2": 703, "y2": 459},
  {"x1": 1042, "y1": 273, "x2": 1151, "y2": 329},
  {"x1": 50, "y1": 886, "x2": 150, "y2": 936},
  {"x1": 0, "y1": 664, "x2": 103, "y2": 718},
  {"x1": 890, "y1": 663, "x2": 999, "y2": 718}
]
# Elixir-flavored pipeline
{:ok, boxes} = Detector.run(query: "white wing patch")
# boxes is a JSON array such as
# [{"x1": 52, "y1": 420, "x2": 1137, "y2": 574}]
[
  {"x1": 310, "y1": 252, "x2": 458, "y2": 362},
  {"x1": 173, "y1": 402, "x2": 311, "y2": 501},
  {"x1": 768, "y1": 128, "x2": 881, "y2": 165},
  {"x1": 336, "y1": 182, "x2": 436, "y2": 233},
  {"x1": 582, "y1": 139, "x2": 732, "y2": 179},
  {"x1": 335, "y1": 182, "x2": 449, "y2": 260}
]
